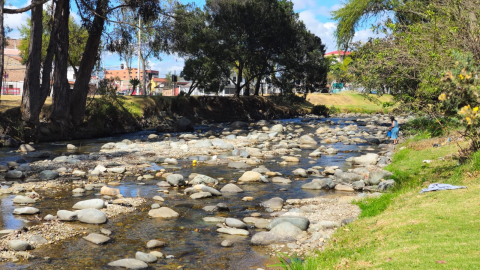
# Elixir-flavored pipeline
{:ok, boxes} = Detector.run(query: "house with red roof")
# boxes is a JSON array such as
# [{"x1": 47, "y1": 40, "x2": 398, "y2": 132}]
[{"x1": 324, "y1": 50, "x2": 351, "y2": 63}]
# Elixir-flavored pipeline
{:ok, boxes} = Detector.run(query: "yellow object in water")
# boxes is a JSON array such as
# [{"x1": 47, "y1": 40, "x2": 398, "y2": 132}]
[{"x1": 192, "y1": 160, "x2": 197, "y2": 166}]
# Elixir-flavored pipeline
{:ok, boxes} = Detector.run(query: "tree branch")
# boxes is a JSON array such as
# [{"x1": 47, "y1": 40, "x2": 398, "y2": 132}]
[{"x1": 4, "y1": 0, "x2": 50, "y2": 14}]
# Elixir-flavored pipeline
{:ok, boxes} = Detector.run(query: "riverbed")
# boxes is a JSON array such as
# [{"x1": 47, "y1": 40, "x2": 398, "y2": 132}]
[{"x1": 0, "y1": 115, "x2": 399, "y2": 269}]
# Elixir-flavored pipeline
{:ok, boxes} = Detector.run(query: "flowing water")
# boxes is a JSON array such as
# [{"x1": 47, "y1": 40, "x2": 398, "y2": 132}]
[{"x1": 0, "y1": 117, "x2": 378, "y2": 269}]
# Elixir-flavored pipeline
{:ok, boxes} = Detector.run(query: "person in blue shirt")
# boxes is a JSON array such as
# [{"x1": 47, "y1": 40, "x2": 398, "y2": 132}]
[{"x1": 389, "y1": 116, "x2": 399, "y2": 144}]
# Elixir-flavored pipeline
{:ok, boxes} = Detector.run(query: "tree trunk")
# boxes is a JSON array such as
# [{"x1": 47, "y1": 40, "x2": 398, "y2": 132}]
[
  {"x1": 0, "y1": 0, "x2": 4, "y2": 102},
  {"x1": 141, "y1": 55, "x2": 147, "y2": 96},
  {"x1": 243, "y1": 81, "x2": 250, "y2": 96},
  {"x1": 20, "y1": 0, "x2": 43, "y2": 124},
  {"x1": 254, "y1": 77, "x2": 261, "y2": 96},
  {"x1": 234, "y1": 66, "x2": 243, "y2": 97},
  {"x1": 50, "y1": 0, "x2": 70, "y2": 123},
  {"x1": 70, "y1": 0, "x2": 108, "y2": 125}
]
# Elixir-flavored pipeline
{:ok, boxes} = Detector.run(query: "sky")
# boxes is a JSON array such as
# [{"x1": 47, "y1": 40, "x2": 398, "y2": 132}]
[{"x1": 4, "y1": 0, "x2": 376, "y2": 78}]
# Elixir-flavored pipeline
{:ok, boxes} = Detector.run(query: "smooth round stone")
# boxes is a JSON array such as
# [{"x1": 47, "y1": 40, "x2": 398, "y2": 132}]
[
  {"x1": 77, "y1": 209, "x2": 107, "y2": 224},
  {"x1": 220, "y1": 184, "x2": 244, "y2": 193},
  {"x1": 150, "y1": 251, "x2": 163, "y2": 258},
  {"x1": 83, "y1": 233, "x2": 110, "y2": 245},
  {"x1": 135, "y1": 251, "x2": 158, "y2": 263},
  {"x1": 29, "y1": 235, "x2": 48, "y2": 245},
  {"x1": 151, "y1": 203, "x2": 161, "y2": 209},
  {"x1": 146, "y1": 240, "x2": 165, "y2": 249},
  {"x1": 225, "y1": 218, "x2": 248, "y2": 229},
  {"x1": 221, "y1": 240, "x2": 233, "y2": 247},
  {"x1": 107, "y1": 258, "x2": 148, "y2": 269},
  {"x1": 148, "y1": 207, "x2": 179, "y2": 218},
  {"x1": 251, "y1": 213, "x2": 262, "y2": 217},
  {"x1": 72, "y1": 199, "x2": 106, "y2": 210},
  {"x1": 9, "y1": 240, "x2": 32, "y2": 251},
  {"x1": 101, "y1": 228, "x2": 112, "y2": 235},
  {"x1": 12, "y1": 195, "x2": 35, "y2": 204},
  {"x1": 152, "y1": 196, "x2": 164, "y2": 202},
  {"x1": 57, "y1": 210, "x2": 78, "y2": 221},
  {"x1": 216, "y1": 228, "x2": 249, "y2": 236},
  {"x1": 13, "y1": 207, "x2": 40, "y2": 215}
]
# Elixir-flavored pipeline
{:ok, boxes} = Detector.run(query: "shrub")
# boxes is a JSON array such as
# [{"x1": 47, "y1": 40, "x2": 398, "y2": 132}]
[
  {"x1": 310, "y1": 105, "x2": 330, "y2": 116},
  {"x1": 382, "y1": 101, "x2": 395, "y2": 107}
]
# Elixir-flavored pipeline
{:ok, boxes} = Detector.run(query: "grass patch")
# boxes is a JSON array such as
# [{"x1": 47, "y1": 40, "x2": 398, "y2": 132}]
[
  {"x1": 306, "y1": 91, "x2": 395, "y2": 114},
  {"x1": 276, "y1": 137, "x2": 480, "y2": 269}
]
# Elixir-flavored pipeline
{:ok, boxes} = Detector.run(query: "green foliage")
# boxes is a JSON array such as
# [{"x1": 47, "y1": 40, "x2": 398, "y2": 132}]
[
  {"x1": 402, "y1": 116, "x2": 459, "y2": 138},
  {"x1": 310, "y1": 105, "x2": 330, "y2": 116},
  {"x1": 382, "y1": 101, "x2": 395, "y2": 107},
  {"x1": 18, "y1": 11, "x2": 88, "y2": 67},
  {"x1": 354, "y1": 193, "x2": 397, "y2": 218},
  {"x1": 269, "y1": 94, "x2": 307, "y2": 106}
]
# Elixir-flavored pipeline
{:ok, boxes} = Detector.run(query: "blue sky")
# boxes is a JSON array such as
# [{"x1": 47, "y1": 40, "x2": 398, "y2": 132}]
[{"x1": 4, "y1": 0, "x2": 375, "y2": 77}]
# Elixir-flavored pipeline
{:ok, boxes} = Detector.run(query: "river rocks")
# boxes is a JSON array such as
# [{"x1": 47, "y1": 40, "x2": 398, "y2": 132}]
[
  {"x1": 44, "y1": 214, "x2": 56, "y2": 221},
  {"x1": 148, "y1": 207, "x2": 179, "y2": 218},
  {"x1": 335, "y1": 184, "x2": 354, "y2": 192},
  {"x1": 260, "y1": 197, "x2": 284, "y2": 211},
  {"x1": 292, "y1": 168, "x2": 307, "y2": 178},
  {"x1": 152, "y1": 196, "x2": 164, "y2": 202},
  {"x1": 148, "y1": 134, "x2": 159, "y2": 140},
  {"x1": 352, "y1": 153, "x2": 379, "y2": 165},
  {"x1": 5, "y1": 170, "x2": 24, "y2": 179},
  {"x1": 341, "y1": 172, "x2": 362, "y2": 183},
  {"x1": 250, "y1": 232, "x2": 295, "y2": 245},
  {"x1": 135, "y1": 251, "x2": 158, "y2": 263},
  {"x1": 107, "y1": 167, "x2": 126, "y2": 174},
  {"x1": 238, "y1": 171, "x2": 262, "y2": 182},
  {"x1": 101, "y1": 186, "x2": 120, "y2": 196},
  {"x1": 271, "y1": 177, "x2": 292, "y2": 184},
  {"x1": 163, "y1": 158, "x2": 178, "y2": 165},
  {"x1": 72, "y1": 188, "x2": 85, "y2": 193},
  {"x1": 57, "y1": 210, "x2": 78, "y2": 221},
  {"x1": 368, "y1": 170, "x2": 394, "y2": 185},
  {"x1": 176, "y1": 117, "x2": 194, "y2": 132},
  {"x1": 12, "y1": 195, "x2": 35, "y2": 204},
  {"x1": 270, "y1": 124, "x2": 284, "y2": 133},
  {"x1": 166, "y1": 174, "x2": 185, "y2": 186},
  {"x1": 29, "y1": 235, "x2": 48, "y2": 245},
  {"x1": 254, "y1": 219, "x2": 270, "y2": 229},
  {"x1": 225, "y1": 218, "x2": 247, "y2": 229},
  {"x1": 72, "y1": 199, "x2": 106, "y2": 210},
  {"x1": 193, "y1": 140, "x2": 213, "y2": 148},
  {"x1": 232, "y1": 149, "x2": 250, "y2": 158},
  {"x1": 282, "y1": 156, "x2": 299, "y2": 162},
  {"x1": 301, "y1": 178, "x2": 334, "y2": 190},
  {"x1": 221, "y1": 240, "x2": 233, "y2": 247},
  {"x1": 9, "y1": 240, "x2": 32, "y2": 251},
  {"x1": 13, "y1": 207, "x2": 40, "y2": 215},
  {"x1": 19, "y1": 144, "x2": 35, "y2": 152},
  {"x1": 77, "y1": 209, "x2": 107, "y2": 224},
  {"x1": 203, "y1": 217, "x2": 226, "y2": 223},
  {"x1": 39, "y1": 170, "x2": 59, "y2": 180},
  {"x1": 108, "y1": 258, "x2": 148, "y2": 269},
  {"x1": 227, "y1": 162, "x2": 251, "y2": 169},
  {"x1": 267, "y1": 216, "x2": 310, "y2": 231},
  {"x1": 298, "y1": 135, "x2": 317, "y2": 145},
  {"x1": 352, "y1": 180, "x2": 365, "y2": 190},
  {"x1": 16, "y1": 164, "x2": 31, "y2": 172},
  {"x1": 201, "y1": 186, "x2": 221, "y2": 196},
  {"x1": 190, "y1": 192, "x2": 212, "y2": 199},
  {"x1": 72, "y1": 170, "x2": 86, "y2": 177},
  {"x1": 220, "y1": 184, "x2": 244, "y2": 193},
  {"x1": 83, "y1": 233, "x2": 110, "y2": 245},
  {"x1": 146, "y1": 239, "x2": 165, "y2": 249},
  {"x1": 378, "y1": 179, "x2": 396, "y2": 191},
  {"x1": 191, "y1": 174, "x2": 218, "y2": 185},
  {"x1": 270, "y1": 222, "x2": 303, "y2": 237},
  {"x1": 216, "y1": 228, "x2": 249, "y2": 236},
  {"x1": 67, "y1": 144, "x2": 78, "y2": 150}
]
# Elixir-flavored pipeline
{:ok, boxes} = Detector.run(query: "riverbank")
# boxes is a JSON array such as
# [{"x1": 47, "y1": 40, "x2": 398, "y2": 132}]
[
  {"x1": 281, "y1": 135, "x2": 480, "y2": 269},
  {"x1": 0, "y1": 114, "x2": 409, "y2": 269},
  {"x1": 0, "y1": 95, "x2": 310, "y2": 145},
  {"x1": 307, "y1": 92, "x2": 395, "y2": 114}
]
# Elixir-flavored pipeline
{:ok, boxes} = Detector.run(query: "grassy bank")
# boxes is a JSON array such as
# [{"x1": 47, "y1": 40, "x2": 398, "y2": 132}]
[
  {"x1": 279, "y1": 136, "x2": 480, "y2": 269},
  {"x1": 307, "y1": 91, "x2": 395, "y2": 114}
]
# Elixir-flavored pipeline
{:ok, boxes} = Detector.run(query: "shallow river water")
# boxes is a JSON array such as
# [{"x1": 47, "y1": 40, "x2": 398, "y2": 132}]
[{"x1": 0, "y1": 117, "x2": 378, "y2": 269}]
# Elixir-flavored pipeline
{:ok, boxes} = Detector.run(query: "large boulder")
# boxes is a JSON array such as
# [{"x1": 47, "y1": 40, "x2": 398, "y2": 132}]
[
  {"x1": 77, "y1": 209, "x2": 107, "y2": 224},
  {"x1": 72, "y1": 199, "x2": 106, "y2": 210},
  {"x1": 57, "y1": 210, "x2": 78, "y2": 221},
  {"x1": 368, "y1": 170, "x2": 394, "y2": 185},
  {"x1": 352, "y1": 153, "x2": 379, "y2": 165},
  {"x1": 220, "y1": 184, "x2": 244, "y2": 193},
  {"x1": 301, "y1": 178, "x2": 334, "y2": 190},
  {"x1": 39, "y1": 170, "x2": 59, "y2": 180},
  {"x1": 108, "y1": 259, "x2": 148, "y2": 269},
  {"x1": 225, "y1": 218, "x2": 247, "y2": 229},
  {"x1": 378, "y1": 179, "x2": 396, "y2": 191},
  {"x1": 191, "y1": 174, "x2": 218, "y2": 185},
  {"x1": 266, "y1": 216, "x2": 310, "y2": 231},
  {"x1": 166, "y1": 174, "x2": 185, "y2": 186},
  {"x1": 175, "y1": 117, "x2": 194, "y2": 132},
  {"x1": 5, "y1": 170, "x2": 24, "y2": 179},
  {"x1": 13, "y1": 207, "x2": 40, "y2": 215},
  {"x1": 270, "y1": 124, "x2": 284, "y2": 133},
  {"x1": 250, "y1": 232, "x2": 295, "y2": 245},
  {"x1": 238, "y1": 171, "x2": 262, "y2": 182},
  {"x1": 298, "y1": 135, "x2": 317, "y2": 145},
  {"x1": 100, "y1": 186, "x2": 120, "y2": 196},
  {"x1": 148, "y1": 207, "x2": 179, "y2": 218},
  {"x1": 270, "y1": 222, "x2": 303, "y2": 237},
  {"x1": 9, "y1": 240, "x2": 32, "y2": 251},
  {"x1": 260, "y1": 197, "x2": 284, "y2": 210}
]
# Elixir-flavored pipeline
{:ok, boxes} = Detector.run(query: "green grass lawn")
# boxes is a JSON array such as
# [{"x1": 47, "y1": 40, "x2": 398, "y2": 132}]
[
  {"x1": 306, "y1": 91, "x2": 395, "y2": 113},
  {"x1": 278, "y1": 137, "x2": 480, "y2": 269}
]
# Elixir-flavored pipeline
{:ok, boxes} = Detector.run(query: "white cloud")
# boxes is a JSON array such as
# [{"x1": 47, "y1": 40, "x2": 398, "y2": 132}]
[
  {"x1": 316, "y1": 4, "x2": 342, "y2": 18},
  {"x1": 292, "y1": 0, "x2": 317, "y2": 10},
  {"x1": 4, "y1": 4, "x2": 30, "y2": 39},
  {"x1": 299, "y1": 10, "x2": 337, "y2": 51}
]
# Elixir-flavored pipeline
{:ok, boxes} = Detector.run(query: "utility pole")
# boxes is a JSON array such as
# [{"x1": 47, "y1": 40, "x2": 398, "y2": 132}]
[{"x1": 137, "y1": 16, "x2": 141, "y2": 95}]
